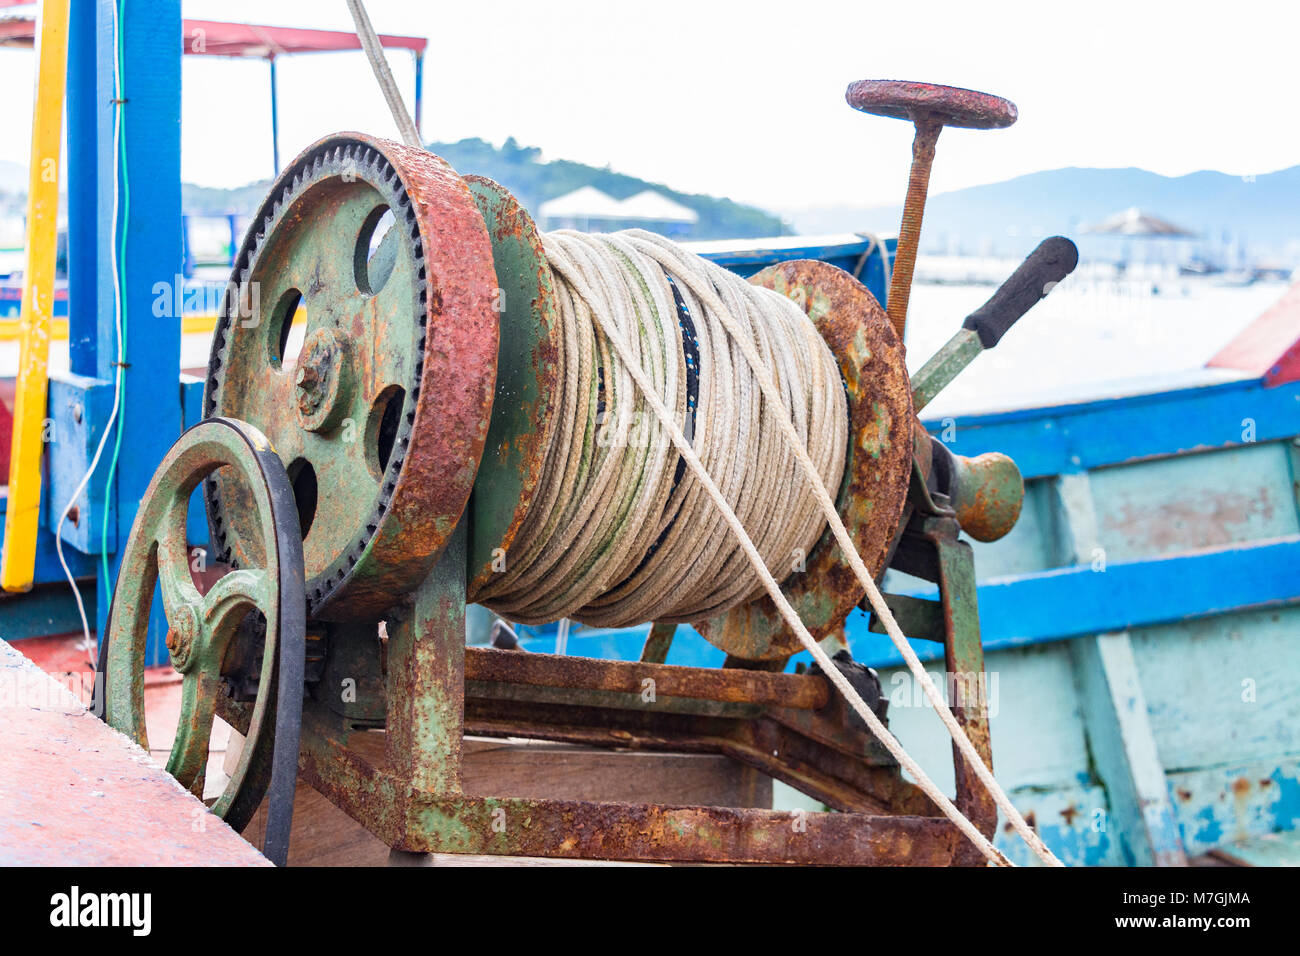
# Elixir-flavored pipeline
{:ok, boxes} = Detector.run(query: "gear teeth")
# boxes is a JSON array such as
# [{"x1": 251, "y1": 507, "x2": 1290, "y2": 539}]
[{"x1": 205, "y1": 134, "x2": 434, "y2": 618}]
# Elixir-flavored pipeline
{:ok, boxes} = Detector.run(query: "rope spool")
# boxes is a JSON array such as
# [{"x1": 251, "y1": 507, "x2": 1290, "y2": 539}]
[
  {"x1": 466, "y1": 177, "x2": 914, "y2": 658},
  {"x1": 471, "y1": 229, "x2": 847, "y2": 628}
]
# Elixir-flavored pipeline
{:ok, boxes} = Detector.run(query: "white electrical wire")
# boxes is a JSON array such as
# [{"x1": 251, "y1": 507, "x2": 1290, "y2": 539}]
[{"x1": 56, "y1": 0, "x2": 126, "y2": 671}]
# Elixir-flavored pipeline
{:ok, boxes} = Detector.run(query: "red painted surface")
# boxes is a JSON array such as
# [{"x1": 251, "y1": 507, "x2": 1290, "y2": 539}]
[
  {"x1": 8, "y1": 631, "x2": 95, "y2": 682},
  {"x1": 0, "y1": 17, "x2": 426, "y2": 57},
  {"x1": 0, "y1": 638, "x2": 265, "y2": 866},
  {"x1": 12, "y1": 631, "x2": 209, "y2": 752},
  {"x1": 0, "y1": 378, "x2": 12, "y2": 479},
  {"x1": 1207, "y1": 281, "x2": 1300, "y2": 387}
]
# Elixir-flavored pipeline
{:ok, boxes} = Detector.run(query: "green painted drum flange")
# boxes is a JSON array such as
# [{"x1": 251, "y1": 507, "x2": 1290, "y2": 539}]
[
  {"x1": 98, "y1": 418, "x2": 304, "y2": 832},
  {"x1": 204, "y1": 134, "x2": 499, "y2": 620},
  {"x1": 463, "y1": 177, "x2": 563, "y2": 594},
  {"x1": 694, "y1": 260, "x2": 915, "y2": 661}
]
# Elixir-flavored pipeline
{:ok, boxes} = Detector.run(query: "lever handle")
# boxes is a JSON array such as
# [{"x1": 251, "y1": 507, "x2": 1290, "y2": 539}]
[{"x1": 962, "y1": 236, "x2": 1078, "y2": 348}]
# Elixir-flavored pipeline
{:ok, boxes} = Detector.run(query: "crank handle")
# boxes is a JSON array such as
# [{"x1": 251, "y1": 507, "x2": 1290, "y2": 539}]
[
  {"x1": 963, "y1": 235, "x2": 1078, "y2": 347},
  {"x1": 911, "y1": 236, "x2": 1078, "y2": 411}
]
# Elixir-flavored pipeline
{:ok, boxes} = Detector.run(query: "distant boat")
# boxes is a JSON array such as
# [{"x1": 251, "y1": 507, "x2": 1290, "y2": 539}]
[
  {"x1": 1178, "y1": 258, "x2": 1224, "y2": 277},
  {"x1": 1215, "y1": 264, "x2": 1294, "y2": 287}
]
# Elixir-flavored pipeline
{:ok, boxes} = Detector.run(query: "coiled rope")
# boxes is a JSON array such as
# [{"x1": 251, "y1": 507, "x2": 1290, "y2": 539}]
[
  {"x1": 346, "y1": 0, "x2": 1060, "y2": 867},
  {"x1": 471, "y1": 231, "x2": 846, "y2": 628}
]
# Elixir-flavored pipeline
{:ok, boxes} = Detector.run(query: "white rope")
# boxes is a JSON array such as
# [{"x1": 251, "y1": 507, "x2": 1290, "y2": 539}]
[
  {"x1": 473, "y1": 231, "x2": 845, "y2": 628},
  {"x1": 345, "y1": 0, "x2": 421, "y2": 148},
  {"x1": 532, "y1": 231, "x2": 1016, "y2": 865}
]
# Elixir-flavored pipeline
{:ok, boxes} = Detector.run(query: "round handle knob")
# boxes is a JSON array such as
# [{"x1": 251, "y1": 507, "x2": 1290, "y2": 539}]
[
  {"x1": 846, "y1": 80, "x2": 1017, "y2": 130},
  {"x1": 950, "y1": 451, "x2": 1024, "y2": 542}
]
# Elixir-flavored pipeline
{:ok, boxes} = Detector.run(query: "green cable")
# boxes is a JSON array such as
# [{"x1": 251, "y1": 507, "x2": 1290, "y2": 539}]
[{"x1": 100, "y1": 0, "x2": 128, "y2": 600}]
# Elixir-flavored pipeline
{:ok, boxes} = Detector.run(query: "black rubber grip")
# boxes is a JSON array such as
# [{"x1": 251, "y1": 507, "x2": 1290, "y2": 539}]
[{"x1": 962, "y1": 236, "x2": 1078, "y2": 348}]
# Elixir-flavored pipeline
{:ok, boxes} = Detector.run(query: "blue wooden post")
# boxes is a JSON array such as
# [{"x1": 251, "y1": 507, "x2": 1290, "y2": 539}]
[
  {"x1": 181, "y1": 213, "x2": 193, "y2": 278},
  {"x1": 94, "y1": 0, "x2": 183, "y2": 665},
  {"x1": 226, "y1": 213, "x2": 238, "y2": 267},
  {"x1": 66, "y1": 0, "x2": 98, "y2": 376},
  {"x1": 413, "y1": 51, "x2": 424, "y2": 139},
  {"x1": 269, "y1": 55, "x2": 280, "y2": 174}
]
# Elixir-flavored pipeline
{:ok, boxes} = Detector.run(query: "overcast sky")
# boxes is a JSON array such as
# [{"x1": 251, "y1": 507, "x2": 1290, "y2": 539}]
[{"x1": 1, "y1": 0, "x2": 1296, "y2": 212}]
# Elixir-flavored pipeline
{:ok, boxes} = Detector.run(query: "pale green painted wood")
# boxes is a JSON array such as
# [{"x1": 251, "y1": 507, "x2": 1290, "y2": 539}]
[
  {"x1": 1052, "y1": 471, "x2": 1186, "y2": 866},
  {"x1": 880, "y1": 642, "x2": 1091, "y2": 795},
  {"x1": 1209, "y1": 829, "x2": 1300, "y2": 866},
  {"x1": 1070, "y1": 632, "x2": 1188, "y2": 866},
  {"x1": 1166, "y1": 756, "x2": 1300, "y2": 856},
  {"x1": 1089, "y1": 442, "x2": 1299, "y2": 564},
  {"x1": 1129, "y1": 605, "x2": 1300, "y2": 770},
  {"x1": 996, "y1": 780, "x2": 1120, "y2": 867},
  {"x1": 872, "y1": 436, "x2": 1300, "y2": 866}
]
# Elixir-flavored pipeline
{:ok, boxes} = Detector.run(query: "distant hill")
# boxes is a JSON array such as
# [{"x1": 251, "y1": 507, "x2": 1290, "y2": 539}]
[
  {"x1": 782, "y1": 165, "x2": 1300, "y2": 262},
  {"x1": 23, "y1": 153, "x2": 1300, "y2": 263},
  {"x1": 182, "y1": 180, "x2": 276, "y2": 219},
  {"x1": 420, "y1": 137, "x2": 786, "y2": 239},
  {"x1": 181, "y1": 137, "x2": 788, "y2": 240}
]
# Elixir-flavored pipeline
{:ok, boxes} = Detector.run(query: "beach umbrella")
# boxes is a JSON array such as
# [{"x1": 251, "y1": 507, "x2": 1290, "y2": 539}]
[
  {"x1": 1083, "y1": 207, "x2": 1197, "y2": 271},
  {"x1": 1083, "y1": 207, "x2": 1197, "y2": 237}
]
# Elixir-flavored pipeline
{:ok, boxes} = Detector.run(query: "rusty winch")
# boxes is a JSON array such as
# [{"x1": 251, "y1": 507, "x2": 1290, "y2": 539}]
[{"x1": 97, "y1": 80, "x2": 1077, "y2": 865}]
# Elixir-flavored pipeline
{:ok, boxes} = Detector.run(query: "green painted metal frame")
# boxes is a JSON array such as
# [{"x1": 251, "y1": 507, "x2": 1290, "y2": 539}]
[
  {"x1": 276, "y1": 458, "x2": 999, "y2": 864},
  {"x1": 872, "y1": 495, "x2": 998, "y2": 866}
]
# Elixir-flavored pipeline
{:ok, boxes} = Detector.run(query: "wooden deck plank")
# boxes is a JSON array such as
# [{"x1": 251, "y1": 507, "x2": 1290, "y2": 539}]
[
  {"x1": 1208, "y1": 830, "x2": 1300, "y2": 867},
  {"x1": 238, "y1": 733, "x2": 772, "y2": 866},
  {"x1": 0, "y1": 638, "x2": 269, "y2": 866}
]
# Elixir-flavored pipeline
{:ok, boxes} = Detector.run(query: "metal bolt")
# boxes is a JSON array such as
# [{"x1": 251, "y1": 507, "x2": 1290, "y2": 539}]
[
  {"x1": 294, "y1": 329, "x2": 353, "y2": 432},
  {"x1": 846, "y1": 80, "x2": 1017, "y2": 342},
  {"x1": 165, "y1": 604, "x2": 201, "y2": 673},
  {"x1": 296, "y1": 365, "x2": 323, "y2": 413}
]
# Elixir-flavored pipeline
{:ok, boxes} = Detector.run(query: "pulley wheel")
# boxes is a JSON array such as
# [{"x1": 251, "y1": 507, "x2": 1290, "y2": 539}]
[
  {"x1": 98, "y1": 418, "x2": 305, "y2": 862},
  {"x1": 204, "y1": 133, "x2": 499, "y2": 619}
]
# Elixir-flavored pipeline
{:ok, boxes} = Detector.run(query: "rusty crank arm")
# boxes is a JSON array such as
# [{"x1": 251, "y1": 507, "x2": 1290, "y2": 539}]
[{"x1": 911, "y1": 236, "x2": 1079, "y2": 412}]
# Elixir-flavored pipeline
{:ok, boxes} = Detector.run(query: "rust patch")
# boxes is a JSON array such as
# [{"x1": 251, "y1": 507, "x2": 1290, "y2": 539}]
[
  {"x1": 1102, "y1": 486, "x2": 1277, "y2": 556},
  {"x1": 697, "y1": 260, "x2": 913, "y2": 660},
  {"x1": 465, "y1": 646, "x2": 829, "y2": 710}
]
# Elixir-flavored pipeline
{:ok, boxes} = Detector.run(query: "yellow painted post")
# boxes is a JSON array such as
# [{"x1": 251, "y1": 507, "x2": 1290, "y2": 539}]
[{"x1": 1, "y1": 0, "x2": 71, "y2": 592}]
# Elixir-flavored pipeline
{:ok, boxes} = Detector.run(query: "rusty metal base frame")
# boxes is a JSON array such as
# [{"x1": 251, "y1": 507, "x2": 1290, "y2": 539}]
[{"x1": 215, "y1": 494, "x2": 997, "y2": 865}]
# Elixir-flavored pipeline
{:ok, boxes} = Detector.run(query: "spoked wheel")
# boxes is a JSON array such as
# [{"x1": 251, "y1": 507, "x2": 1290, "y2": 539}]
[{"x1": 98, "y1": 417, "x2": 306, "y2": 865}]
